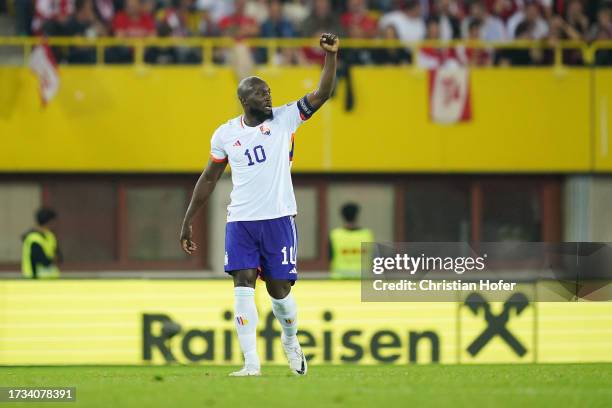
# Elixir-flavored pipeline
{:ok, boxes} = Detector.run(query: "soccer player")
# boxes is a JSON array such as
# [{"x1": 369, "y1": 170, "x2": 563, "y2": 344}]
[{"x1": 180, "y1": 33, "x2": 339, "y2": 376}]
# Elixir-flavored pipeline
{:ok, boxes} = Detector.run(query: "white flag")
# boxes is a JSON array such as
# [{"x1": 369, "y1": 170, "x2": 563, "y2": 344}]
[
  {"x1": 29, "y1": 43, "x2": 60, "y2": 106},
  {"x1": 429, "y1": 67, "x2": 472, "y2": 124}
]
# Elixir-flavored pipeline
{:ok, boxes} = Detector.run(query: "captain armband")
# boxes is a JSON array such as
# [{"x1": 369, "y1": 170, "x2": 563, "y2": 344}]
[{"x1": 297, "y1": 95, "x2": 318, "y2": 121}]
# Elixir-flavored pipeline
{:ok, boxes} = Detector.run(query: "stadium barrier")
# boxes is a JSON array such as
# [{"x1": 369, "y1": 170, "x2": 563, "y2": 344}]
[
  {"x1": 1, "y1": 281, "x2": 611, "y2": 366},
  {"x1": 2, "y1": 65, "x2": 610, "y2": 172},
  {"x1": 0, "y1": 37, "x2": 607, "y2": 67}
]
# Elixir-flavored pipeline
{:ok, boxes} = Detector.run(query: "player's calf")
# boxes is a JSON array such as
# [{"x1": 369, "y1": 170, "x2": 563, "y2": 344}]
[
  {"x1": 269, "y1": 291, "x2": 306, "y2": 375},
  {"x1": 232, "y1": 286, "x2": 261, "y2": 375}
]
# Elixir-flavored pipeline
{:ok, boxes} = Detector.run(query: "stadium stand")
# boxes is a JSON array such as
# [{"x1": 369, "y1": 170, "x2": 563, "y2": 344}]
[{"x1": 0, "y1": 0, "x2": 610, "y2": 65}]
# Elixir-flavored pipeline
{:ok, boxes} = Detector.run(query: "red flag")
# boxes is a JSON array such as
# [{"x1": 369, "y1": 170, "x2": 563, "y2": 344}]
[
  {"x1": 428, "y1": 67, "x2": 472, "y2": 124},
  {"x1": 29, "y1": 41, "x2": 60, "y2": 106}
]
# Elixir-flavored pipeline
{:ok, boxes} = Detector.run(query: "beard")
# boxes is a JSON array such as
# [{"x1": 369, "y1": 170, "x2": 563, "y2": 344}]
[{"x1": 249, "y1": 107, "x2": 273, "y2": 123}]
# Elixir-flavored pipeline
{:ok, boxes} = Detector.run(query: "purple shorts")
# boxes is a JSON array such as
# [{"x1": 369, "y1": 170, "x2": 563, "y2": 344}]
[{"x1": 224, "y1": 216, "x2": 298, "y2": 281}]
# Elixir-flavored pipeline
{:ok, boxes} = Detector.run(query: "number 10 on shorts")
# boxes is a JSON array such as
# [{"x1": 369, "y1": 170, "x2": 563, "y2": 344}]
[{"x1": 281, "y1": 246, "x2": 296, "y2": 265}]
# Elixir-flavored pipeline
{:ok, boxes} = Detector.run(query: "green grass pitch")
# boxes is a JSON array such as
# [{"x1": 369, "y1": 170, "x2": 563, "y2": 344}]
[{"x1": 1, "y1": 364, "x2": 611, "y2": 407}]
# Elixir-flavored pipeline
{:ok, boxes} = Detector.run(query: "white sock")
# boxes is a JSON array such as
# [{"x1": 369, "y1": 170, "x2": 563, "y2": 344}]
[
  {"x1": 234, "y1": 287, "x2": 260, "y2": 369},
  {"x1": 271, "y1": 292, "x2": 298, "y2": 344}
]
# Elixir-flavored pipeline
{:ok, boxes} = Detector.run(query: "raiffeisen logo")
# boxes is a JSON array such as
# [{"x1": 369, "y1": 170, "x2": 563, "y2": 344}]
[
  {"x1": 142, "y1": 312, "x2": 440, "y2": 364},
  {"x1": 371, "y1": 253, "x2": 488, "y2": 275}
]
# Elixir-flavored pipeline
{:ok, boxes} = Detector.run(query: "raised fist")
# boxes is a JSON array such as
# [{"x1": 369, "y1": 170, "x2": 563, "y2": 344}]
[{"x1": 319, "y1": 33, "x2": 339, "y2": 53}]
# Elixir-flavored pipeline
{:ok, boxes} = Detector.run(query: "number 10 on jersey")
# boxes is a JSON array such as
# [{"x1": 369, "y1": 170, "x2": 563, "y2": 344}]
[
  {"x1": 281, "y1": 246, "x2": 296, "y2": 265},
  {"x1": 245, "y1": 145, "x2": 266, "y2": 166}
]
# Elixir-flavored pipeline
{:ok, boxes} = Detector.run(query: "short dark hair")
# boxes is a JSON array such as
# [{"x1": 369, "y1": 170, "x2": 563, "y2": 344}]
[
  {"x1": 36, "y1": 208, "x2": 57, "y2": 226},
  {"x1": 515, "y1": 21, "x2": 532, "y2": 38},
  {"x1": 341, "y1": 203, "x2": 360, "y2": 223},
  {"x1": 469, "y1": 19, "x2": 483, "y2": 31}
]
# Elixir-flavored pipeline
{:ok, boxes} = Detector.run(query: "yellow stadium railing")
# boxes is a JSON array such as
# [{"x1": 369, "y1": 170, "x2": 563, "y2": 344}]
[{"x1": 0, "y1": 37, "x2": 609, "y2": 68}]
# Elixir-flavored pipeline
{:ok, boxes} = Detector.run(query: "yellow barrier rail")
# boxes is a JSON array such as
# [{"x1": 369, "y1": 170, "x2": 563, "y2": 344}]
[{"x1": 0, "y1": 37, "x2": 610, "y2": 67}]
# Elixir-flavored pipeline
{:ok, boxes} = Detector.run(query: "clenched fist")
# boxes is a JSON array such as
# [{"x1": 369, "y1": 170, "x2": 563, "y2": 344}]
[{"x1": 319, "y1": 33, "x2": 339, "y2": 53}]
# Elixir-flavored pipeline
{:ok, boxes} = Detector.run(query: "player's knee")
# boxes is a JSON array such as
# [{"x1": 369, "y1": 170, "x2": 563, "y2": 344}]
[
  {"x1": 231, "y1": 269, "x2": 257, "y2": 288},
  {"x1": 266, "y1": 280, "x2": 291, "y2": 299}
]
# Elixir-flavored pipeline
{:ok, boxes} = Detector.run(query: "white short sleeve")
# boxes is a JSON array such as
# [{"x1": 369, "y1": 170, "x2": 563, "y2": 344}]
[
  {"x1": 283, "y1": 102, "x2": 305, "y2": 133},
  {"x1": 275, "y1": 96, "x2": 315, "y2": 134},
  {"x1": 210, "y1": 127, "x2": 227, "y2": 162}
]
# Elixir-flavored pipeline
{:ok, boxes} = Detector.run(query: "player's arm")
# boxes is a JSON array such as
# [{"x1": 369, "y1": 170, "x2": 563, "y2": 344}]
[
  {"x1": 305, "y1": 33, "x2": 339, "y2": 111},
  {"x1": 180, "y1": 159, "x2": 227, "y2": 254}
]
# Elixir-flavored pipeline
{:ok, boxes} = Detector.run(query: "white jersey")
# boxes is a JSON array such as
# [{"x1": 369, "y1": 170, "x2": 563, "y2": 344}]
[{"x1": 210, "y1": 101, "x2": 308, "y2": 222}]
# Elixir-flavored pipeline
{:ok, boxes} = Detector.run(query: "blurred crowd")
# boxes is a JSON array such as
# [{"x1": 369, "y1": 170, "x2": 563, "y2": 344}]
[{"x1": 1, "y1": 0, "x2": 611, "y2": 65}]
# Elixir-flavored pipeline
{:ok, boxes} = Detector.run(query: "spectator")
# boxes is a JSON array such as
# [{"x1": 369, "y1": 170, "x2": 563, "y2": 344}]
[
  {"x1": 340, "y1": 0, "x2": 379, "y2": 65},
  {"x1": 62, "y1": 0, "x2": 104, "y2": 63},
  {"x1": 246, "y1": 0, "x2": 269, "y2": 25},
  {"x1": 590, "y1": 5, "x2": 612, "y2": 65},
  {"x1": 218, "y1": 0, "x2": 259, "y2": 39},
  {"x1": 261, "y1": 0, "x2": 297, "y2": 38},
  {"x1": 372, "y1": 24, "x2": 412, "y2": 64},
  {"x1": 92, "y1": 0, "x2": 114, "y2": 31},
  {"x1": 301, "y1": 0, "x2": 343, "y2": 65},
  {"x1": 216, "y1": 0, "x2": 260, "y2": 77},
  {"x1": 196, "y1": 0, "x2": 234, "y2": 24},
  {"x1": 419, "y1": 16, "x2": 443, "y2": 68},
  {"x1": 107, "y1": 0, "x2": 156, "y2": 63},
  {"x1": 583, "y1": 0, "x2": 600, "y2": 23},
  {"x1": 589, "y1": 5, "x2": 612, "y2": 41},
  {"x1": 38, "y1": 0, "x2": 104, "y2": 63},
  {"x1": 420, "y1": 14, "x2": 493, "y2": 68},
  {"x1": 15, "y1": 0, "x2": 34, "y2": 35},
  {"x1": 565, "y1": 0, "x2": 589, "y2": 39},
  {"x1": 157, "y1": 0, "x2": 202, "y2": 64},
  {"x1": 157, "y1": 0, "x2": 194, "y2": 38},
  {"x1": 283, "y1": 0, "x2": 310, "y2": 27},
  {"x1": 462, "y1": 18, "x2": 493, "y2": 65},
  {"x1": 283, "y1": 0, "x2": 310, "y2": 28},
  {"x1": 378, "y1": 0, "x2": 426, "y2": 44},
  {"x1": 434, "y1": 0, "x2": 461, "y2": 40},
  {"x1": 341, "y1": 0, "x2": 378, "y2": 39},
  {"x1": 112, "y1": 0, "x2": 155, "y2": 38},
  {"x1": 548, "y1": 14, "x2": 583, "y2": 42},
  {"x1": 193, "y1": 1, "x2": 219, "y2": 36},
  {"x1": 260, "y1": 0, "x2": 299, "y2": 64},
  {"x1": 301, "y1": 0, "x2": 343, "y2": 37},
  {"x1": 507, "y1": 1, "x2": 548, "y2": 39},
  {"x1": 545, "y1": 14, "x2": 584, "y2": 65},
  {"x1": 371, "y1": 0, "x2": 397, "y2": 13},
  {"x1": 541, "y1": 0, "x2": 554, "y2": 19},
  {"x1": 33, "y1": 0, "x2": 75, "y2": 35},
  {"x1": 461, "y1": 0, "x2": 506, "y2": 41},
  {"x1": 496, "y1": 20, "x2": 538, "y2": 65},
  {"x1": 484, "y1": 0, "x2": 520, "y2": 22},
  {"x1": 62, "y1": 0, "x2": 101, "y2": 37}
]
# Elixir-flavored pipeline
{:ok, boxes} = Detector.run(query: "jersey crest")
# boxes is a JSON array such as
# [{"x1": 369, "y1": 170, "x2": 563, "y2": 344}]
[{"x1": 259, "y1": 125, "x2": 271, "y2": 135}]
